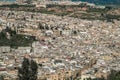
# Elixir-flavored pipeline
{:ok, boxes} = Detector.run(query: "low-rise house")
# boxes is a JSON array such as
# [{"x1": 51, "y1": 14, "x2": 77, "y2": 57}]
[
  {"x1": 0, "y1": 46, "x2": 11, "y2": 53},
  {"x1": 15, "y1": 47, "x2": 31, "y2": 54}
]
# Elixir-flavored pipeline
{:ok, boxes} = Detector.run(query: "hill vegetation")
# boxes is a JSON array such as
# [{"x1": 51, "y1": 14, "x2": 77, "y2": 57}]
[{"x1": 0, "y1": 28, "x2": 36, "y2": 48}]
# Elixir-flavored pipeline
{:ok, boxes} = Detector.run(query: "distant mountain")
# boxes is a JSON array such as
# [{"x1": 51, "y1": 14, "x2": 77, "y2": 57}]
[
  {"x1": 1, "y1": 0, "x2": 120, "y2": 6},
  {"x1": 72, "y1": 0, "x2": 120, "y2": 5}
]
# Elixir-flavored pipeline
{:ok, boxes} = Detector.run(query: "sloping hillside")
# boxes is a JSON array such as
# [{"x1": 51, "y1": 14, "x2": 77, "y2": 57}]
[{"x1": 73, "y1": 0, "x2": 120, "y2": 5}]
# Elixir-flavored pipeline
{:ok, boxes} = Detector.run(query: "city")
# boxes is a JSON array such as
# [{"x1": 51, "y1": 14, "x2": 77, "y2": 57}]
[{"x1": 0, "y1": 0, "x2": 120, "y2": 80}]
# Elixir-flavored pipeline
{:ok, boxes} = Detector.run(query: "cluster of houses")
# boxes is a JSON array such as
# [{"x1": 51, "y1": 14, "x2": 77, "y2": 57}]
[{"x1": 0, "y1": 3, "x2": 120, "y2": 80}]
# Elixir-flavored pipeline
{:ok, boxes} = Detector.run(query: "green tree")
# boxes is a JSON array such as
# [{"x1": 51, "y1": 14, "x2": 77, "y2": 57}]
[
  {"x1": 26, "y1": 0, "x2": 32, "y2": 4},
  {"x1": 107, "y1": 70, "x2": 120, "y2": 80},
  {"x1": 82, "y1": 70, "x2": 120, "y2": 80},
  {"x1": 29, "y1": 60, "x2": 38, "y2": 80},
  {"x1": 18, "y1": 58, "x2": 30, "y2": 80},
  {"x1": 18, "y1": 57, "x2": 38, "y2": 80},
  {"x1": 0, "y1": 75, "x2": 4, "y2": 80}
]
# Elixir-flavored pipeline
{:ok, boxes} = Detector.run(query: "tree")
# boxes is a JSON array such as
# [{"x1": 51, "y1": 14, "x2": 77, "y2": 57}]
[
  {"x1": 107, "y1": 70, "x2": 120, "y2": 80},
  {"x1": 18, "y1": 58, "x2": 30, "y2": 80},
  {"x1": 18, "y1": 57, "x2": 38, "y2": 80},
  {"x1": 83, "y1": 70, "x2": 120, "y2": 80},
  {"x1": 29, "y1": 60, "x2": 38, "y2": 80},
  {"x1": 26, "y1": 0, "x2": 32, "y2": 4},
  {"x1": 38, "y1": 22, "x2": 44, "y2": 30},
  {"x1": 0, "y1": 75, "x2": 4, "y2": 80}
]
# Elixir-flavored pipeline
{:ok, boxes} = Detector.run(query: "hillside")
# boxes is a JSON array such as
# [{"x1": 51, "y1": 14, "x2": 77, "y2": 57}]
[{"x1": 72, "y1": 0, "x2": 120, "y2": 5}]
